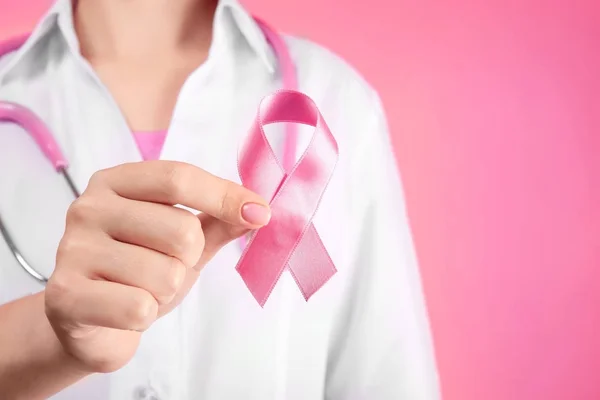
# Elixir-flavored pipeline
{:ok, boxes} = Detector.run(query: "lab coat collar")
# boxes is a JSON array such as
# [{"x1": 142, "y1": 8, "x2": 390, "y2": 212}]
[{"x1": 0, "y1": 0, "x2": 275, "y2": 83}]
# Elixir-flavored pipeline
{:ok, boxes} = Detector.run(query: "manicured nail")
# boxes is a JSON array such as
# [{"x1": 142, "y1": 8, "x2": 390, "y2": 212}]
[{"x1": 241, "y1": 203, "x2": 271, "y2": 226}]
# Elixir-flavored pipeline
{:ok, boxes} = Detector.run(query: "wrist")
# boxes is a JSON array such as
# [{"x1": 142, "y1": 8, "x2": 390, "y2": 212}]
[
  {"x1": 39, "y1": 292, "x2": 92, "y2": 377},
  {"x1": 0, "y1": 292, "x2": 90, "y2": 399}
]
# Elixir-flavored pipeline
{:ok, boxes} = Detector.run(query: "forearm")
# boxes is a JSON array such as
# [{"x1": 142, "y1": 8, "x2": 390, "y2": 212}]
[{"x1": 0, "y1": 292, "x2": 91, "y2": 400}]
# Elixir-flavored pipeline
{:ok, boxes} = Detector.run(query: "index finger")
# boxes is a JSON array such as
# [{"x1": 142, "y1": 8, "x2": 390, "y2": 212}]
[{"x1": 89, "y1": 161, "x2": 271, "y2": 228}]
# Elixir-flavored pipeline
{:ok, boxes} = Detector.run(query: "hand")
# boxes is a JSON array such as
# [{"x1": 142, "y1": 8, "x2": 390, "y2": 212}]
[{"x1": 44, "y1": 161, "x2": 270, "y2": 373}]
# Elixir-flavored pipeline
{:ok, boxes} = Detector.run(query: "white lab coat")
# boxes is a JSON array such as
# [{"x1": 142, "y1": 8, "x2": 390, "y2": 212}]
[{"x1": 0, "y1": 0, "x2": 440, "y2": 399}]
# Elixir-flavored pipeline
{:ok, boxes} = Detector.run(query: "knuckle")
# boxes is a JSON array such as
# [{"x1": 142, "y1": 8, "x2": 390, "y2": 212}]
[
  {"x1": 126, "y1": 292, "x2": 157, "y2": 331},
  {"x1": 158, "y1": 258, "x2": 186, "y2": 303},
  {"x1": 173, "y1": 214, "x2": 202, "y2": 255},
  {"x1": 88, "y1": 169, "x2": 108, "y2": 188},
  {"x1": 56, "y1": 234, "x2": 82, "y2": 263},
  {"x1": 66, "y1": 196, "x2": 98, "y2": 226},
  {"x1": 65, "y1": 199, "x2": 87, "y2": 226}
]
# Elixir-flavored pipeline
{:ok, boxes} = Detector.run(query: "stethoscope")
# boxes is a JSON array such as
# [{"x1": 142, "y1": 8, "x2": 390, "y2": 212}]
[{"x1": 0, "y1": 17, "x2": 299, "y2": 285}]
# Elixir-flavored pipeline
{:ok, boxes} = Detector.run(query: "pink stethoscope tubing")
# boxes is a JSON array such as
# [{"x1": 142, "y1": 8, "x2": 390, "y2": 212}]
[{"x1": 0, "y1": 18, "x2": 298, "y2": 285}]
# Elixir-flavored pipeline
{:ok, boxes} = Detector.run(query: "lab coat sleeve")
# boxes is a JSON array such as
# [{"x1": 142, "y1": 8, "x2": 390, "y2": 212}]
[{"x1": 324, "y1": 91, "x2": 441, "y2": 400}]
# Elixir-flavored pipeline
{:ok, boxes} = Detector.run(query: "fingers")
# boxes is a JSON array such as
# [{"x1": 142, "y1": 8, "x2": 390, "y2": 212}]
[
  {"x1": 57, "y1": 229, "x2": 188, "y2": 304},
  {"x1": 84, "y1": 236, "x2": 187, "y2": 305},
  {"x1": 46, "y1": 276, "x2": 158, "y2": 332},
  {"x1": 88, "y1": 161, "x2": 271, "y2": 228},
  {"x1": 68, "y1": 194, "x2": 205, "y2": 268}
]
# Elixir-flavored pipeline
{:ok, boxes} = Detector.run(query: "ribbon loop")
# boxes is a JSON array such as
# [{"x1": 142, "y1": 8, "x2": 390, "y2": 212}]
[
  {"x1": 259, "y1": 92, "x2": 319, "y2": 126},
  {"x1": 236, "y1": 90, "x2": 338, "y2": 306}
]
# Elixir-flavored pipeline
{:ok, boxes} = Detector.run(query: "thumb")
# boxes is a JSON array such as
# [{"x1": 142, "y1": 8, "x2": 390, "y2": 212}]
[{"x1": 193, "y1": 213, "x2": 250, "y2": 270}]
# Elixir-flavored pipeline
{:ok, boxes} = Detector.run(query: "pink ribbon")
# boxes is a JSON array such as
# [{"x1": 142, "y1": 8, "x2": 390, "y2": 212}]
[{"x1": 236, "y1": 90, "x2": 338, "y2": 306}]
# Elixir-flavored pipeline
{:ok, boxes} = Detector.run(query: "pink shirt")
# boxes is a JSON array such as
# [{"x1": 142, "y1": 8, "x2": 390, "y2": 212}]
[{"x1": 132, "y1": 130, "x2": 168, "y2": 161}]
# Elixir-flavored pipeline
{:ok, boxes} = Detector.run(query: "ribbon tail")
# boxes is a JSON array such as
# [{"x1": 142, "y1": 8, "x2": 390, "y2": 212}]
[
  {"x1": 237, "y1": 257, "x2": 288, "y2": 308},
  {"x1": 287, "y1": 224, "x2": 337, "y2": 301}
]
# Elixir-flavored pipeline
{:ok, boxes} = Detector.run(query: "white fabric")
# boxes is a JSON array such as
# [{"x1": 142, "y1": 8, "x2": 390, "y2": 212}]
[{"x1": 0, "y1": 0, "x2": 440, "y2": 399}]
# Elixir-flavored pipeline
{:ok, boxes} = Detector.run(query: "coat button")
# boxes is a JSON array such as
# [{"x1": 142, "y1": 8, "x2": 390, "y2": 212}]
[{"x1": 133, "y1": 386, "x2": 160, "y2": 400}]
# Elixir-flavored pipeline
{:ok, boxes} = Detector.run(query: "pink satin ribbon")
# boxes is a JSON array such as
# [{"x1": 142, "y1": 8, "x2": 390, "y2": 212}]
[{"x1": 236, "y1": 90, "x2": 338, "y2": 306}]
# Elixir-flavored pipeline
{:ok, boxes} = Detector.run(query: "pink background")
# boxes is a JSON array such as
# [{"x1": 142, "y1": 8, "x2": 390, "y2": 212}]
[{"x1": 1, "y1": 1, "x2": 599, "y2": 399}]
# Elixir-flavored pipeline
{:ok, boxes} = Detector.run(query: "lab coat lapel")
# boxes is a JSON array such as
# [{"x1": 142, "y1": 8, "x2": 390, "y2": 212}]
[
  {"x1": 160, "y1": 2, "x2": 277, "y2": 182},
  {"x1": 159, "y1": 51, "x2": 239, "y2": 182},
  {"x1": 159, "y1": 71, "x2": 235, "y2": 179},
  {"x1": 57, "y1": 55, "x2": 142, "y2": 192}
]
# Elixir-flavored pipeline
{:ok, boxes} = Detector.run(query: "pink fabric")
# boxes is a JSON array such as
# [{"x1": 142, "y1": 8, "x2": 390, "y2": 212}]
[
  {"x1": 236, "y1": 90, "x2": 338, "y2": 307},
  {"x1": 132, "y1": 130, "x2": 167, "y2": 161},
  {"x1": 0, "y1": 101, "x2": 68, "y2": 170},
  {"x1": 237, "y1": 21, "x2": 338, "y2": 307}
]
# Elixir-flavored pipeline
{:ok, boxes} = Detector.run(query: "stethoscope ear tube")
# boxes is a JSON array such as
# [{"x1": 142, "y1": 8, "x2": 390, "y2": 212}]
[
  {"x1": 0, "y1": 101, "x2": 79, "y2": 285},
  {"x1": 0, "y1": 214, "x2": 49, "y2": 284},
  {"x1": 0, "y1": 171, "x2": 79, "y2": 285},
  {"x1": 0, "y1": 102, "x2": 70, "y2": 171}
]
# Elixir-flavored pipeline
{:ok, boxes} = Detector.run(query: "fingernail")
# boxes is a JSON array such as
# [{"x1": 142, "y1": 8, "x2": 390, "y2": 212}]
[{"x1": 241, "y1": 203, "x2": 271, "y2": 226}]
